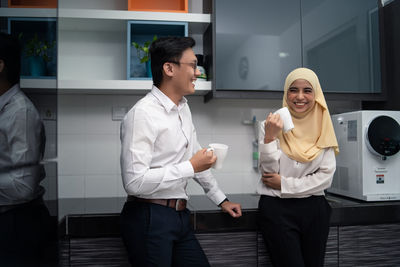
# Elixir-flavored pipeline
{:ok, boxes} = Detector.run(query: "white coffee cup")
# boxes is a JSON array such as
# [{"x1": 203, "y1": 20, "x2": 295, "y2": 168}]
[
  {"x1": 274, "y1": 107, "x2": 294, "y2": 133},
  {"x1": 207, "y1": 143, "x2": 229, "y2": 170}
]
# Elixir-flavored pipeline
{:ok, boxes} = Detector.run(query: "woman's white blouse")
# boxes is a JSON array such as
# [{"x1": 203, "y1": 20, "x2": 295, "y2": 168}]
[{"x1": 257, "y1": 122, "x2": 336, "y2": 198}]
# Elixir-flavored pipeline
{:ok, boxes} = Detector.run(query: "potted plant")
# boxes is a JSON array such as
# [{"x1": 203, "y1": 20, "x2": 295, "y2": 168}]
[
  {"x1": 132, "y1": 35, "x2": 157, "y2": 78},
  {"x1": 20, "y1": 33, "x2": 56, "y2": 77}
]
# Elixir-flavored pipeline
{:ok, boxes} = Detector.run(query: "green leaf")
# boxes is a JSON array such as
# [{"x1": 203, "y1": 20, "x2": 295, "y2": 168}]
[
  {"x1": 132, "y1": 42, "x2": 139, "y2": 49},
  {"x1": 140, "y1": 56, "x2": 149, "y2": 63}
]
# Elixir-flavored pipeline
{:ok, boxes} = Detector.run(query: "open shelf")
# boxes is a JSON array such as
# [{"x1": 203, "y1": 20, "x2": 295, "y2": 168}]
[
  {"x1": 0, "y1": 7, "x2": 210, "y2": 22},
  {"x1": 8, "y1": 0, "x2": 57, "y2": 8},
  {"x1": 20, "y1": 78, "x2": 57, "y2": 89},
  {"x1": 58, "y1": 8, "x2": 210, "y2": 23},
  {"x1": 8, "y1": 17, "x2": 57, "y2": 79},
  {"x1": 127, "y1": 0, "x2": 188, "y2": 13},
  {"x1": 19, "y1": 79, "x2": 211, "y2": 95},
  {"x1": 57, "y1": 79, "x2": 211, "y2": 95},
  {"x1": 127, "y1": 21, "x2": 188, "y2": 80},
  {"x1": 0, "y1": 7, "x2": 57, "y2": 17}
]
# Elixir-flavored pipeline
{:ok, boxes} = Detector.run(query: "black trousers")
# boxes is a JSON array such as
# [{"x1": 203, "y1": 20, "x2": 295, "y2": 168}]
[
  {"x1": 0, "y1": 201, "x2": 52, "y2": 267},
  {"x1": 120, "y1": 201, "x2": 210, "y2": 267},
  {"x1": 258, "y1": 195, "x2": 331, "y2": 267}
]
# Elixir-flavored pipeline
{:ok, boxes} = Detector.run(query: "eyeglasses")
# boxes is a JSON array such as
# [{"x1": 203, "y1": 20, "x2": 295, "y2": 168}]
[{"x1": 169, "y1": 61, "x2": 198, "y2": 71}]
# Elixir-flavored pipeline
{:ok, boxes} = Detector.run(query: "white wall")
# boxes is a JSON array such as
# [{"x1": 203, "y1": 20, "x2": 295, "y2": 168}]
[{"x1": 57, "y1": 94, "x2": 282, "y2": 200}]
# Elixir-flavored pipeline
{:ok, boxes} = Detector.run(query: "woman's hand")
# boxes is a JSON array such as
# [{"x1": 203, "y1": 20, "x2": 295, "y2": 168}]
[
  {"x1": 261, "y1": 172, "x2": 281, "y2": 190},
  {"x1": 264, "y1": 113, "x2": 283, "y2": 143}
]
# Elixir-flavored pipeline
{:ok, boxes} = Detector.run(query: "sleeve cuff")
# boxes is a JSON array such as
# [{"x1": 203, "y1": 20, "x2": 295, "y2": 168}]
[
  {"x1": 259, "y1": 140, "x2": 278, "y2": 154},
  {"x1": 178, "y1": 160, "x2": 195, "y2": 179},
  {"x1": 207, "y1": 189, "x2": 227, "y2": 206},
  {"x1": 280, "y1": 175, "x2": 292, "y2": 196}
]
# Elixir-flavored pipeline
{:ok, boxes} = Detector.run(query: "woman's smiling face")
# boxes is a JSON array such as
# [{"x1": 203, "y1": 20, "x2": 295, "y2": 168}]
[{"x1": 286, "y1": 79, "x2": 315, "y2": 113}]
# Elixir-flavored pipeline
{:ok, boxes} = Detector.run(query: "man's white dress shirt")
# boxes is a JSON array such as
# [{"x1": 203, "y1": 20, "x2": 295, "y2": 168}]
[{"x1": 120, "y1": 86, "x2": 226, "y2": 205}]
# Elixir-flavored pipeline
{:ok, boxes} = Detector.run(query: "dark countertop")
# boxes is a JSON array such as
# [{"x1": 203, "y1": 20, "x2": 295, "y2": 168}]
[{"x1": 59, "y1": 193, "x2": 400, "y2": 237}]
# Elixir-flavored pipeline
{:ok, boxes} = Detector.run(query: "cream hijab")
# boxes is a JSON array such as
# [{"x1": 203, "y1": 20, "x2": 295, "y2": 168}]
[{"x1": 278, "y1": 68, "x2": 339, "y2": 163}]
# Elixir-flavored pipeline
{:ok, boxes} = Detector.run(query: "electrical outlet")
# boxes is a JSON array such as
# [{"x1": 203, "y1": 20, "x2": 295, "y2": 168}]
[{"x1": 41, "y1": 107, "x2": 56, "y2": 121}]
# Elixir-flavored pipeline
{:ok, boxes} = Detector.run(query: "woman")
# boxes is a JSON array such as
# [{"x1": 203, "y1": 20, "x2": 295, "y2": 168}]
[{"x1": 258, "y1": 67, "x2": 339, "y2": 267}]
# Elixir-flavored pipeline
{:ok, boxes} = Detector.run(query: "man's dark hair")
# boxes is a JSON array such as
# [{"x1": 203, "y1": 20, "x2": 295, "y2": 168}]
[
  {"x1": 0, "y1": 33, "x2": 21, "y2": 85},
  {"x1": 149, "y1": 36, "x2": 195, "y2": 88}
]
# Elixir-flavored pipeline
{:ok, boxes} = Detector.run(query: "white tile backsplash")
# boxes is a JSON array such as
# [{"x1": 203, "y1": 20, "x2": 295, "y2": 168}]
[
  {"x1": 85, "y1": 175, "x2": 118, "y2": 198},
  {"x1": 84, "y1": 134, "x2": 119, "y2": 175},
  {"x1": 58, "y1": 106, "x2": 86, "y2": 135},
  {"x1": 58, "y1": 134, "x2": 86, "y2": 176},
  {"x1": 212, "y1": 172, "x2": 247, "y2": 194},
  {"x1": 58, "y1": 175, "x2": 85, "y2": 198},
  {"x1": 58, "y1": 94, "x2": 278, "y2": 199}
]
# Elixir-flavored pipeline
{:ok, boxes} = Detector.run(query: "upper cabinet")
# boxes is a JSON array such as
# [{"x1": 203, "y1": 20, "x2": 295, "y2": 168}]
[
  {"x1": 1, "y1": 0, "x2": 385, "y2": 97},
  {"x1": 210, "y1": 0, "x2": 384, "y2": 98},
  {"x1": 302, "y1": 0, "x2": 381, "y2": 93},
  {"x1": 213, "y1": 0, "x2": 301, "y2": 92}
]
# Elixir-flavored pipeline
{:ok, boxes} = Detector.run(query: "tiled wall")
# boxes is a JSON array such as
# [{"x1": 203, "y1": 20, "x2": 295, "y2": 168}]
[
  {"x1": 57, "y1": 94, "x2": 282, "y2": 199},
  {"x1": 57, "y1": 94, "x2": 360, "y2": 199}
]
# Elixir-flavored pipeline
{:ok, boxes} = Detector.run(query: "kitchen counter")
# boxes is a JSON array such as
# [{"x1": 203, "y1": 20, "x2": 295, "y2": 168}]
[{"x1": 59, "y1": 193, "x2": 400, "y2": 237}]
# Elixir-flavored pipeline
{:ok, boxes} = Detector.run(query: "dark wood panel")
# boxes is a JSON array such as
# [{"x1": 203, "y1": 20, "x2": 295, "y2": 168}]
[
  {"x1": 61, "y1": 224, "x2": 400, "y2": 267},
  {"x1": 257, "y1": 232, "x2": 273, "y2": 267},
  {"x1": 339, "y1": 224, "x2": 400, "y2": 267},
  {"x1": 59, "y1": 238, "x2": 71, "y2": 267},
  {"x1": 69, "y1": 237, "x2": 129, "y2": 267},
  {"x1": 196, "y1": 232, "x2": 257, "y2": 267},
  {"x1": 325, "y1": 226, "x2": 339, "y2": 267}
]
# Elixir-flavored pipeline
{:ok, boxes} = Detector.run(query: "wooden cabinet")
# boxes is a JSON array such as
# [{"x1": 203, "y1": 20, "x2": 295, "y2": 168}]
[
  {"x1": 60, "y1": 224, "x2": 400, "y2": 266},
  {"x1": 338, "y1": 224, "x2": 400, "y2": 266}
]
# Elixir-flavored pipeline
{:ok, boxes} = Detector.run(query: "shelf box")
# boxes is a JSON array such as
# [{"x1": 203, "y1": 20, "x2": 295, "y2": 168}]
[
  {"x1": 128, "y1": 0, "x2": 188, "y2": 13},
  {"x1": 8, "y1": 17, "x2": 57, "y2": 79},
  {"x1": 127, "y1": 20, "x2": 188, "y2": 80},
  {"x1": 8, "y1": 0, "x2": 57, "y2": 8}
]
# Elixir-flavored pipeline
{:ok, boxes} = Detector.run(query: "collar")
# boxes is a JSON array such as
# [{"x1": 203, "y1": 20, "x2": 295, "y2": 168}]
[
  {"x1": 151, "y1": 85, "x2": 187, "y2": 113},
  {"x1": 0, "y1": 84, "x2": 20, "y2": 111}
]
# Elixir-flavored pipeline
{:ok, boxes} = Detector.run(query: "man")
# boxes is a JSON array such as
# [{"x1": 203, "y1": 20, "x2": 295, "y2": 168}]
[
  {"x1": 120, "y1": 36, "x2": 242, "y2": 266},
  {"x1": 0, "y1": 32, "x2": 50, "y2": 266}
]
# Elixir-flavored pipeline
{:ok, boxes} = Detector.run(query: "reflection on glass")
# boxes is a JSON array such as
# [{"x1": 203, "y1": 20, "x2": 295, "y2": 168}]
[
  {"x1": 215, "y1": 0, "x2": 382, "y2": 93},
  {"x1": 215, "y1": 0, "x2": 302, "y2": 91},
  {"x1": 302, "y1": 0, "x2": 381, "y2": 93},
  {"x1": 8, "y1": 18, "x2": 57, "y2": 79},
  {"x1": 1, "y1": 4, "x2": 58, "y2": 264}
]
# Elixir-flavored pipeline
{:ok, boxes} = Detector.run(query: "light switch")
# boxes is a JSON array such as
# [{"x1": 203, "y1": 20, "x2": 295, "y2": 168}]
[{"x1": 112, "y1": 107, "x2": 128, "y2": 121}]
